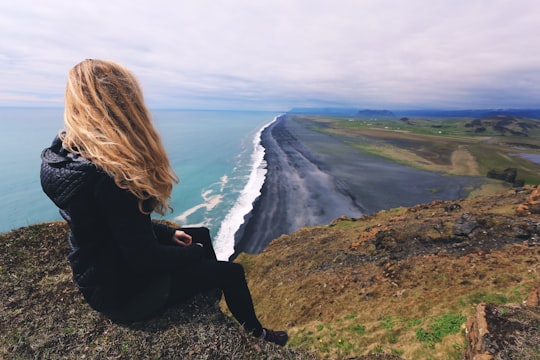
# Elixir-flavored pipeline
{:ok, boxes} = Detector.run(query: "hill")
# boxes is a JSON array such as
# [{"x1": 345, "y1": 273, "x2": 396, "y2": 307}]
[
  {"x1": 2, "y1": 186, "x2": 539, "y2": 359},
  {"x1": 238, "y1": 185, "x2": 540, "y2": 359},
  {"x1": 287, "y1": 107, "x2": 540, "y2": 119},
  {"x1": 0, "y1": 222, "x2": 315, "y2": 360}
]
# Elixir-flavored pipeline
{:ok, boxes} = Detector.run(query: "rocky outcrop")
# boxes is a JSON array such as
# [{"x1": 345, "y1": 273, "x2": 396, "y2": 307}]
[
  {"x1": 464, "y1": 304, "x2": 492, "y2": 360},
  {"x1": 516, "y1": 185, "x2": 540, "y2": 215},
  {"x1": 486, "y1": 168, "x2": 524, "y2": 187},
  {"x1": 464, "y1": 287, "x2": 540, "y2": 360}
]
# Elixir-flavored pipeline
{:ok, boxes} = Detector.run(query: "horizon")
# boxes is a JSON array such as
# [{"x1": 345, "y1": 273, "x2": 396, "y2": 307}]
[
  {"x1": 1, "y1": 1, "x2": 539, "y2": 111},
  {"x1": 2, "y1": 105, "x2": 540, "y2": 113}
]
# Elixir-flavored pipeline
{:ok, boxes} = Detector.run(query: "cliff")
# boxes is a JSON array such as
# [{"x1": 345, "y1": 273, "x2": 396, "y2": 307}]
[
  {"x1": 238, "y1": 185, "x2": 540, "y2": 359},
  {"x1": 0, "y1": 222, "x2": 315, "y2": 360},
  {"x1": 1, "y1": 186, "x2": 539, "y2": 359}
]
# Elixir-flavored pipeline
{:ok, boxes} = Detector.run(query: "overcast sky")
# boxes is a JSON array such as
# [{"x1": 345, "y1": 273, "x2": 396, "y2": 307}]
[{"x1": 1, "y1": 0, "x2": 539, "y2": 110}]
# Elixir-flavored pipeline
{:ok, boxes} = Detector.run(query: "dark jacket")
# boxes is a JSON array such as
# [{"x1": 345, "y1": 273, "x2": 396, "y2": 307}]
[{"x1": 40, "y1": 136, "x2": 204, "y2": 312}]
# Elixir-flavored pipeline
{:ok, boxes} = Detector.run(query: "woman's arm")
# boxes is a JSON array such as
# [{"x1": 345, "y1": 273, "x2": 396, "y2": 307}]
[
  {"x1": 95, "y1": 176, "x2": 204, "y2": 270},
  {"x1": 151, "y1": 221, "x2": 176, "y2": 244},
  {"x1": 151, "y1": 221, "x2": 196, "y2": 247}
]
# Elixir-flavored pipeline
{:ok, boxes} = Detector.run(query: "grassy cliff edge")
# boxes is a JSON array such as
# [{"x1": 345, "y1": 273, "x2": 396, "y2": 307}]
[
  {"x1": 2, "y1": 186, "x2": 539, "y2": 359},
  {"x1": 0, "y1": 222, "x2": 315, "y2": 360},
  {"x1": 238, "y1": 185, "x2": 540, "y2": 359}
]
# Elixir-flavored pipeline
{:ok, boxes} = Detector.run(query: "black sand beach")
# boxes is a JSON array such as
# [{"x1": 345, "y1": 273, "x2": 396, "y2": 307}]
[{"x1": 233, "y1": 115, "x2": 484, "y2": 256}]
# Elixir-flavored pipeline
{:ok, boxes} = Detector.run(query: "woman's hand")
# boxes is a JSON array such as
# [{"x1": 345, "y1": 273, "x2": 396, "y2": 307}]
[{"x1": 172, "y1": 230, "x2": 193, "y2": 247}]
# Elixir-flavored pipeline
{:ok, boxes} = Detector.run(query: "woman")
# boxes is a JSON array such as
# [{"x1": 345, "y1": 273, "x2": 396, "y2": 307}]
[{"x1": 40, "y1": 59, "x2": 288, "y2": 346}]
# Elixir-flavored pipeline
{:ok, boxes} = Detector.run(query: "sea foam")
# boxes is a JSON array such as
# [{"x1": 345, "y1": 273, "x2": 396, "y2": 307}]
[
  {"x1": 214, "y1": 116, "x2": 279, "y2": 260},
  {"x1": 174, "y1": 190, "x2": 223, "y2": 227}
]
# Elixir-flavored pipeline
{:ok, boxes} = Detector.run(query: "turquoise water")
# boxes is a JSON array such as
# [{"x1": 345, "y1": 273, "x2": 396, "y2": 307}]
[{"x1": 0, "y1": 108, "x2": 277, "y2": 260}]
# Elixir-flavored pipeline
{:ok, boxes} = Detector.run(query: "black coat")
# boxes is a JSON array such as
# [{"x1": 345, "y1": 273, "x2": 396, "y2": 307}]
[{"x1": 40, "y1": 136, "x2": 204, "y2": 311}]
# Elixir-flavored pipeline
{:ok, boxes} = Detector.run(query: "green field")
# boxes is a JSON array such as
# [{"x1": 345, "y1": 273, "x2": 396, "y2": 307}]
[{"x1": 291, "y1": 114, "x2": 540, "y2": 187}]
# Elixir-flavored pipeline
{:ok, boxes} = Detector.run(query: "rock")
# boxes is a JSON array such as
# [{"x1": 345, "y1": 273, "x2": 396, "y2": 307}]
[
  {"x1": 528, "y1": 186, "x2": 540, "y2": 214},
  {"x1": 464, "y1": 304, "x2": 492, "y2": 360},
  {"x1": 486, "y1": 168, "x2": 517, "y2": 184},
  {"x1": 453, "y1": 213, "x2": 480, "y2": 236},
  {"x1": 444, "y1": 203, "x2": 461, "y2": 212},
  {"x1": 524, "y1": 287, "x2": 540, "y2": 307},
  {"x1": 516, "y1": 185, "x2": 540, "y2": 215},
  {"x1": 464, "y1": 288, "x2": 540, "y2": 360},
  {"x1": 516, "y1": 203, "x2": 530, "y2": 216}
]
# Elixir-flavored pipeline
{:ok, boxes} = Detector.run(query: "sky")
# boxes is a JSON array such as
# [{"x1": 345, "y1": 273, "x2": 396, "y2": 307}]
[{"x1": 1, "y1": 0, "x2": 539, "y2": 111}]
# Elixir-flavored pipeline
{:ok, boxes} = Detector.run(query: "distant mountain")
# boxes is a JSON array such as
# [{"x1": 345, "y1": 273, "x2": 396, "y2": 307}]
[
  {"x1": 288, "y1": 107, "x2": 540, "y2": 119},
  {"x1": 465, "y1": 114, "x2": 540, "y2": 136},
  {"x1": 288, "y1": 108, "x2": 395, "y2": 117},
  {"x1": 394, "y1": 109, "x2": 540, "y2": 119},
  {"x1": 356, "y1": 109, "x2": 395, "y2": 117},
  {"x1": 288, "y1": 107, "x2": 360, "y2": 116}
]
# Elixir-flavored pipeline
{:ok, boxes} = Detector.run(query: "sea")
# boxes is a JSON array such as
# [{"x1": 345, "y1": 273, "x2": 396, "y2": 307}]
[{"x1": 0, "y1": 107, "x2": 278, "y2": 260}]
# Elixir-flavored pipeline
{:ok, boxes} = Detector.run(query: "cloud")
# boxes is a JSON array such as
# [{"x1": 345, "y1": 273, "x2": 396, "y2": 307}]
[{"x1": 1, "y1": 0, "x2": 539, "y2": 109}]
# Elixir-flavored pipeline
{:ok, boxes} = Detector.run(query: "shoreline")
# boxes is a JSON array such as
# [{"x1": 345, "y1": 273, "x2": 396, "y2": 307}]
[
  {"x1": 232, "y1": 115, "x2": 485, "y2": 258},
  {"x1": 232, "y1": 115, "x2": 362, "y2": 257},
  {"x1": 213, "y1": 116, "x2": 277, "y2": 261}
]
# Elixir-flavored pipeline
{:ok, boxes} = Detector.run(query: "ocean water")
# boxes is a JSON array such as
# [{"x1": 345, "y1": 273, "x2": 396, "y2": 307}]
[{"x1": 0, "y1": 108, "x2": 277, "y2": 260}]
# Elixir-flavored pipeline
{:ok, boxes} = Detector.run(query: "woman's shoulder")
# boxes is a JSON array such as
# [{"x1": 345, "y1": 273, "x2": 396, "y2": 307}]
[
  {"x1": 42, "y1": 135, "x2": 99, "y2": 173},
  {"x1": 41, "y1": 136, "x2": 106, "y2": 208},
  {"x1": 93, "y1": 171, "x2": 138, "y2": 205}
]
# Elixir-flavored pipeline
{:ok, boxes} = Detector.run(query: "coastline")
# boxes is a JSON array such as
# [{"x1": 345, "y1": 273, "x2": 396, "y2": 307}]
[
  {"x1": 232, "y1": 114, "x2": 364, "y2": 257},
  {"x1": 232, "y1": 115, "x2": 485, "y2": 257},
  {"x1": 213, "y1": 116, "x2": 277, "y2": 261}
]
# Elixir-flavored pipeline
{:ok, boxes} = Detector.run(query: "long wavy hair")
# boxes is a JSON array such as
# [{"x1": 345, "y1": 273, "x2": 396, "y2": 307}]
[{"x1": 61, "y1": 59, "x2": 178, "y2": 215}]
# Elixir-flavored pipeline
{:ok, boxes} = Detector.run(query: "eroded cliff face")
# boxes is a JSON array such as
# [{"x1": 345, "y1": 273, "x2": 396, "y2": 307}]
[{"x1": 464, "y1": 288, "x2": 540, "y2": 360}]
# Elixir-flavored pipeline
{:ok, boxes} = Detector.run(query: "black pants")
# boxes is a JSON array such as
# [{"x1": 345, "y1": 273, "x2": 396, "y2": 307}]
[{"x1": 108, "y1": 227, "x2": 263, "y2": 336}]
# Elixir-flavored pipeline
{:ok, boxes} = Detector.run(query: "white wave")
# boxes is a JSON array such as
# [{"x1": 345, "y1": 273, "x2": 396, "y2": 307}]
[
  {"x1": 219, "y1": 175, "x2": 228, "y2": 193},
  {"x1": 175, "y1": 191, "x2": 223, "y2": 225},
  {"x1": 214, "y1": 115, "x2": 281, "y2": 260}
]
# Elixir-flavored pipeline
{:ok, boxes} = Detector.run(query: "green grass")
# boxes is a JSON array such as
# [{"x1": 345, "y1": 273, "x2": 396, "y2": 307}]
[
  {"x1": 291, "y1": 312, "x2": 469, "y2": 358},
  {"x1": 304, "y1": 114, "x2": 540, "y2": 185},
  {"x1": 415, "y1": 313, "x2": 466, "y2": 347},
  {"x1": 380, "y1": 316, "x2": 396, "y2": 329},
  {"x1": 334, "y1": 117, "x2": 484, "y2": 137},
  {"x1": 459, "y1": 285, "x2": 533, "y2": 307},
  {"x1": 467, "y1": 144, "x2": 540, "y2": 183}
]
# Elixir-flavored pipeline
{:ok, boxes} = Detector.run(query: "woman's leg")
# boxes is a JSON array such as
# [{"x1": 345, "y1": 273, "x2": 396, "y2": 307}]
[
  {"x1": 168, "y1": 259, "x2": 263, "y2": 336},
  {"x1": 104, "y1": 275, "x2": 171, "y2": 323},
  {"x1": 171, "y1": 227, "x2": 288, "y2": 345}
]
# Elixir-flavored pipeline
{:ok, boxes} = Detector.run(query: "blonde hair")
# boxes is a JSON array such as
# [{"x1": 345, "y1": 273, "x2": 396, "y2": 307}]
[{"x1": 61, "y1": 59, "x2": 178, "y2": 215}]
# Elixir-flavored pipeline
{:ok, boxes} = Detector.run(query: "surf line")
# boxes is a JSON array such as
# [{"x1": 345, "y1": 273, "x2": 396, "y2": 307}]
[{"x1": 214, "y1": 115, "x2": 283, "y2": 261}]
